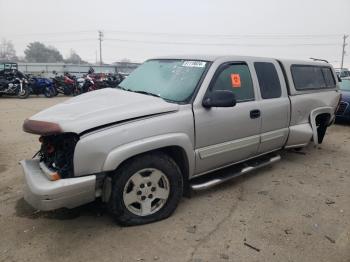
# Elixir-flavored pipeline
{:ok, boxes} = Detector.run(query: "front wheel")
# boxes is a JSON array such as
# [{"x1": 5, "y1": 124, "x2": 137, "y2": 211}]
[
  {"x1": 108, "y1": 152, "x2": 183, "y2": 226},
  {"x1": 63, "y1": 85, "x2": 73, "y2": 96},
  {"x1": 44, "y1": 87, "x2": 56, "y2": 98},
  {"x1": 17, "y1": 86, "x2": 30, "y2": 99}
]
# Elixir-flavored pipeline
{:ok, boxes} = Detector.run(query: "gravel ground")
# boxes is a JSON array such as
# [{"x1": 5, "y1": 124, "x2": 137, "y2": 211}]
[{"x1": 0, "y1": 96, "x2": 349, "y2": 262}]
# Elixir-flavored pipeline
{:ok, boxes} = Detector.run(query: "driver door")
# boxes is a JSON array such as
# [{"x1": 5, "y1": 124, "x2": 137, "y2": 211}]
[{"x1": 193, "y1": 62, "x2": 261, "y2": 175}]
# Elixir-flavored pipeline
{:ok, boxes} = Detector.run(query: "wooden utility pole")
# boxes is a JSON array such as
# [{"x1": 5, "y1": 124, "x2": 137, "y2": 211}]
[
  {"x1": 98, "y1": 31, "x2": 104, "y2": 65},
  {"x1": 340, "y1": 34, "x2": 348, "y2": 70}
]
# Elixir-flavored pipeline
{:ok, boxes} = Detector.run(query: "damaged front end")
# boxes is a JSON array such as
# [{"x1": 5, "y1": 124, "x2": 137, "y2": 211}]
[
  {"x1": 21, "y1": 120, "x2": 98, "y2": 210},
  {"x1": 38, "y1": 133, "x2": 79, "y2": 180},
  {"x1": 23, "y1": 119, "x2": 79, "y2": 180}
]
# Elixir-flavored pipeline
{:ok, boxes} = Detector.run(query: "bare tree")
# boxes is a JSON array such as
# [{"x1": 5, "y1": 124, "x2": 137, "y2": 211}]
[
  {"x1": 0, "y1": 39, "x2": 17, "y2": 61},
  {"x1": 65, "y1": 49, "x2": 87, "y2": 64}
]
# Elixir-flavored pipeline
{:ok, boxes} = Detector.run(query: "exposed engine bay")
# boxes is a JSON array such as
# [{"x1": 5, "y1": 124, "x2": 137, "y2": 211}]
[{"x1": 39, "y1": 133, "x2": 79, "y2": 179}]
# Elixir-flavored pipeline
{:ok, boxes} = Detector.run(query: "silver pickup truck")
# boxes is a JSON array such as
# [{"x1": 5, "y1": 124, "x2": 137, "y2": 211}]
[{"x1": 21, "y1": 55, "x2": 341, "y2": 225}]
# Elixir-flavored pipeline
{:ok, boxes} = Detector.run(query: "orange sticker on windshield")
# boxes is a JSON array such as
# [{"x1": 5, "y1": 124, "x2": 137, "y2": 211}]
[{"x1": 231, "y1": 74, "x2": 241, "y2": 88}]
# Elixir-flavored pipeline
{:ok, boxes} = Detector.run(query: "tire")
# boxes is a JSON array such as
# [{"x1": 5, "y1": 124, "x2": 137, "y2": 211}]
[
  {"x1": 63, "y1": 85, "x2": 73, "y2": 96},
  {"x1": 17, "y1": 86, "x2": 30, "y2": 99},
  {"x1": 73, "y1": 86, "x2": 81, "y2": 96},
  {"x1": 108, "y1": 152, "x2": 183, "y2": 226},
  {"x1": 44, "y1": 87, "x2": 55, "y2": 98},
  {"x1": 53, "y1": 87, "x2": 58, "y2": 96}
]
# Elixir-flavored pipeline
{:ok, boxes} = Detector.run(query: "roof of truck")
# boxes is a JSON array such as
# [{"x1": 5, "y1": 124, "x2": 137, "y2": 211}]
[{"x1": 153, "y1": 55, "x2": 331, "y2": 67}]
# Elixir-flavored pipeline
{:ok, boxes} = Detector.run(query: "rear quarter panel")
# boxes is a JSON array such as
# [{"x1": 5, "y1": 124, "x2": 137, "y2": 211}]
[
  {"x1": 278, "y1": 60, "x2": 341, "y2": 147},
  {"x1": 289, "y1": 91, "x2": 340, "y2": 126}
]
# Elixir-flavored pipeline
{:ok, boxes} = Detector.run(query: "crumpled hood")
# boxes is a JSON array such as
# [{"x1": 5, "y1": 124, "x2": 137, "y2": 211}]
[{"x1": 29, "y1": 88, "x2": 179, "y2": 134}]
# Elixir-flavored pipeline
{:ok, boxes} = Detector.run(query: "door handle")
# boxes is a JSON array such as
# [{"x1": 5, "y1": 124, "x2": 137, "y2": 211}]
[{"x1": 250, "y1": 109, "x2": 261, "y2": 119}]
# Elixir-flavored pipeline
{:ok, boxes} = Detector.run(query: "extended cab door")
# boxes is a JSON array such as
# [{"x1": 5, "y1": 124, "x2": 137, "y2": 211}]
[
  {"x1": 252, "y1": 60, "x2": 290, "y2": 153},
  {"x1": 193, "y1": 62, "x2": 262, "y2": 175}
]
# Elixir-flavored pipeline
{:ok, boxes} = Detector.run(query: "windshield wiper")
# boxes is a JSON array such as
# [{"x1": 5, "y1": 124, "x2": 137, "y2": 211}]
[
  {"x1": 117, "y1": 86, "x2": 160, "y2": 97},
  {"x1": 116, "y1": 85, "x2": 177, "y2": 103},
  {"x1": 116, "y1": 85, "x2": 129, "y2": 91},
  {"x1": 131, "y1": 90, "x2": 161, "y2": 98}
]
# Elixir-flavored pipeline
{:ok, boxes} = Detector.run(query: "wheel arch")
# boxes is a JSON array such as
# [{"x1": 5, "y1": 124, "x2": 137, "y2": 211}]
[
  {"x1": 103, "y1": 133, "x2": 195, "y2": 181},
  {"x1": 309, "y1": 107, "x2": 333, "y2": 145}
]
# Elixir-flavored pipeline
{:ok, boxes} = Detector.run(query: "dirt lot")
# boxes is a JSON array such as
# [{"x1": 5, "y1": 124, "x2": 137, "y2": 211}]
[{"x1": 0, "y1": 96, "x2": 349, "y2": 262}]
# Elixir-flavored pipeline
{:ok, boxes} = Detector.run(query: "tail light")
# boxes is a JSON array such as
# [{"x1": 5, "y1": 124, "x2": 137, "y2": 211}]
[{"x1": 335, "y1": 93, "x2": 342, "y2": 113}]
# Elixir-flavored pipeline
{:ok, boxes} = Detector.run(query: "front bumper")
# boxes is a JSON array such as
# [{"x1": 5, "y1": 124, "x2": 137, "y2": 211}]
[
  {"x1": 335, "y1": 113, "x2": 350, "y2": 121},
  {"x1": 20, "y1": 159, "x2": 96, "y2": 211},
  {"x1": 336, "y1": 101, "x2": 350, "y2": 121}
]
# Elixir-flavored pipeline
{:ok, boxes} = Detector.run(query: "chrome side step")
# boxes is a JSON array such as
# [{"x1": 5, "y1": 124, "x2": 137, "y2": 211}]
[{"x1": 190, "y1": 154, "x2": 281, "y2": 191}]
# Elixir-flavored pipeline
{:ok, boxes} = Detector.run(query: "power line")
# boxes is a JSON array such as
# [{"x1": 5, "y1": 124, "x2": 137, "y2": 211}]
[
  {"x1": 44, "y1": 39, "x2": 96, "y2": 44},
  {"x1": 104, "y1": 37, "x2": 341, "y2": 47},
  {"x1": 9, "y1": 36, "x2": 342, "y2": 47},
  {"x1": 5, "y1": 30, "x2": 348, "y2": 40},
  {"x1": 5, "y1": 30, "x2": 96, "y2": 37},
  {"x1": 105, "y1": 30, "x2": 346, "y2": 39}
]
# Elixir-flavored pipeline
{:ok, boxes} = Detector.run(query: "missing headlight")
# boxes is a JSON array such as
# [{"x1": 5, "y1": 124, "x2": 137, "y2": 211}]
[{"x1": 39, "y1": 133, "x2": 79, "y2": 178}]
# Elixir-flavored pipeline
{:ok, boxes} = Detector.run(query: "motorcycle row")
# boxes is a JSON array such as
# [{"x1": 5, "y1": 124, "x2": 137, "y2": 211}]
[{"x1": 0, "y1": 69, "x2": 125, "y2": 99}]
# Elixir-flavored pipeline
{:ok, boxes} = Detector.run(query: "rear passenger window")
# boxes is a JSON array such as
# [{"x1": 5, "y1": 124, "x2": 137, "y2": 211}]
[
  {"x1": 211, "y1": 63, "x2": 254, "y2": 102},
  {"x1": 254, "y1": 62, "x2": 282, "y2": 99},
  {"x1": 291, "y1": 65, "x2": 336, "y2": 90}
]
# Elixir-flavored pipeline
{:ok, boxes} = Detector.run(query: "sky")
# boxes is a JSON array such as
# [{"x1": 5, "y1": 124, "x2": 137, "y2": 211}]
[{"x1": 0, "y1": 0, "x2": 349, "y2": 68}]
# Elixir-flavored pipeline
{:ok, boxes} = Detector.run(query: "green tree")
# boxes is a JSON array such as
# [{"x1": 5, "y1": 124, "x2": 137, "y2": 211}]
[{"x1": 24, "y1": 42, "x2": 64, "y2": 63}]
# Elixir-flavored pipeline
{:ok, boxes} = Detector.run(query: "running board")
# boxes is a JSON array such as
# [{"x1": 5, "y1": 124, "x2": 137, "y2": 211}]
[{"x1": 190, "y1": 154, "x2": 281, "y2": 191}]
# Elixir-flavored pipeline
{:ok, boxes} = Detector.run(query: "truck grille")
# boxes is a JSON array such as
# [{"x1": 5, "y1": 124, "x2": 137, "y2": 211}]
[{"x1": 336, "y1": 101, "x2": 349, "y2": 115}]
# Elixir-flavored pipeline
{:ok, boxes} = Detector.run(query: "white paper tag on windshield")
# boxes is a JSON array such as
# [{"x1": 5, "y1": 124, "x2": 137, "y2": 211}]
[{"x1": 182, "y1": 61, "x2": 206, "y2": 68}]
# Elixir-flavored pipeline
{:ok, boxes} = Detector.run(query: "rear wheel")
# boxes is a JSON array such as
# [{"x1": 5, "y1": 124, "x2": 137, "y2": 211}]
[
  {"x1": 73, "y1": 86, "x2": 81, "y2": 96},
  {"x1": 316, "y1": 114, "x2": 330, "y2": 144},
  {"x1": 108, "y1": 152, "x2": 183, "y2": 226}
]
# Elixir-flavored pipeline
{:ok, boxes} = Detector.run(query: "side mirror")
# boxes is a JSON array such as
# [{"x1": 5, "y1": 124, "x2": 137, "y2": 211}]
[
  {"x1": 202, "y1": 90, "x2": 236, "y2": 108},
  {"x1": 337, "y1": 75, "x2": 342, "y2": 82}
]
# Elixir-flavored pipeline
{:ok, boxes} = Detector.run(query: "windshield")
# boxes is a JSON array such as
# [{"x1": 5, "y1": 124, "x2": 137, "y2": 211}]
[
  {"x1": 340, "y1": 79, "x2": 350, "y2": 91},
  {"x1": 119, "y1": 59, "x2": 209, "y2": 102}
]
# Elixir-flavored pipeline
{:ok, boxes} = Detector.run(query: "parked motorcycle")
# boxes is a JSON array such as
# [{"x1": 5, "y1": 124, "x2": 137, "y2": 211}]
[
  {"x1": 51, "y1": 73, "x2": 76, "y2": 96},
  {"x1": 105, "y1": 73, "x2": 124, "y2": 87},
  {"x1": 29, "y1": 77, "x2": 57, "y2": 98},
  {"x1": 81, "y1": 74, "x2": 96, "y2": 93},
  {"x1": 50, "y1": 71, "x2": 125, "y2": 96},
  {"x1": 0, "y1": 77, "x2": 30, "y2": 98},
  {"x1": 0, "y1": 70, "x2": 30, "y2": 99}
]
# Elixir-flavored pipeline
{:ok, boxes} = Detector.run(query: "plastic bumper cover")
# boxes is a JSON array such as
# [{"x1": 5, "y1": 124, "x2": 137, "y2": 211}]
[{"x1": 20, "y1": 159, "x2": 96, "y2": 211}]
